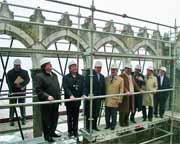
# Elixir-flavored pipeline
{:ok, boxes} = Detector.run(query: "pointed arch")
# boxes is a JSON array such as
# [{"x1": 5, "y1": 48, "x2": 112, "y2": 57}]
[
  {"x1": 0, "y1": 23, "x2": 34, "y2": 47},
  {"x1": 94, "y1": 35, "x2": 129, "y2": 54},
  {"x1": 132, "y1": 40, "x2": 158, "y2": 56},
  {"x1": 42, "y1": 29, "x2": 88, "y2": 51}
]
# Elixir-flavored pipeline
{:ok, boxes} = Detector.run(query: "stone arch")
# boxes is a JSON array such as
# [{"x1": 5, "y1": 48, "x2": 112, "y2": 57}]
[
  {"x1": 42, "y1": 29, "x2": 89, "y2": 51},
  {"x1": 94, "y1": 36, "x2": 129, "y2": 54},
  {"x1": 0, "y1": 23, "x2": 34, "y2": 47},
  {"x1": 132, "y1": 40, "x2": 158, "y2": 56}
]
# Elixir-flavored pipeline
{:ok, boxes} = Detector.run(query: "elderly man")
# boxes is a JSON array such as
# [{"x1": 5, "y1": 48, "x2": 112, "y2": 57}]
[
  {"x1": 142, "y1": 66, "x2": 158, "y2": 121},
  {"x1": 154, "y1": 66, "x2": 170, "y2": 118},
  {"x1": 119, "y1": 64, "x2": 139, "y2": 126},
  {"x1": 63, "y1": 60, "x2": 86, "y2": 137},
  {"x1": 85, "y1": 61, "x2": 106, "y2": 131},
  {"x1": 105, "y1": 64, "x2": 124, "y2": 130},
  {"x1": 36, "y1": 58, "x2": 61, "y2": 142},
  {"x1": 6, "y1": 58, "x2": 30, "y2": 126}
]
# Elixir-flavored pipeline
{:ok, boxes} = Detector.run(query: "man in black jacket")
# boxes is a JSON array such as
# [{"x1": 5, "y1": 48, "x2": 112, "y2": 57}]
[
  {"x1": 154, "y1": 66, "x2": 170, "y2": 118},
  {"x1": 131, "y1": 65, "x2": 145, "y2": 123},
  {"x1": 62, "y1": 60, "x2": 86, "y2": 137},
  {"x1": 84, "y1": 61, "x2": 106, "y2": 131},
  {"x1": 36, "y1": 58, "x2": 61, "y2": 142},
  {"x1": 6, "y1": 59, "x2": 30, "y2": 126}
]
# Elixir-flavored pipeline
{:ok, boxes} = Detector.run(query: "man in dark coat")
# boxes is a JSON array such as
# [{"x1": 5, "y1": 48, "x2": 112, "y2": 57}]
[
  {"x1": 62, "y1": 60, "x2": 86, "y2": 137},
  {"x1": 131, "y1": 65, "x2": 145, "y2": 123},
  {"x1": 36, "y1": 58, "x2": 61, "y2": 142},
  {"x1": 6, "y1": 58, "x2": 30, "y2": 126},
  {"x1": 84, "y1": 61, "x2": 106, "y2": 131},
  {"x1": 154, "y1": 66, "x2": 170, "y2": 118}
]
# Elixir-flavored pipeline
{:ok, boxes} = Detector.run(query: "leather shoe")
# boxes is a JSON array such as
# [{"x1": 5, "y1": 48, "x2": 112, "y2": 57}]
[
  {"x1": 148, "y1": 118, "x2": 152, "y2": 122},
  {"x1": 130, "y1": 119, "x2": 136, "y2": 123},
  {"x1": 51, "y1": 133, "x2": 61, "y2": 137},
  {"x1": 111, "y1": 127, "x2": 115, "y2": 130},
  {"x1": 93, "y1": 128, "x2": 100, "y2": 131},
  {"x1": 45, "y1": 136, "x2": 55, "y2": 142},
  {"x1": 10, "y1": 122, "x2": 14, "y2": 126},
  {"x1": 68, "y1": 132, "x2": 73, "y2": 137},
  {"x1": 104, "y1": 126, "x2": 110, "y2": 129}
]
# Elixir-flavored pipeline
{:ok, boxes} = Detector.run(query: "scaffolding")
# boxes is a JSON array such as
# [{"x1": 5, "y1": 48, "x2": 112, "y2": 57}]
[{"x1": 0, "y1": 0, "x2": 179, "y2": 143}]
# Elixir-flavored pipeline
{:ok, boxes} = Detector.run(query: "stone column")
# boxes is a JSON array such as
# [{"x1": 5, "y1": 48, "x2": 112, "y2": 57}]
[
  {"x1": 30, "y1": 69, "x2": 42, "y2": 137},
  {"x1": 30, "y1": 7, "x2": 45, "y2": 137}
]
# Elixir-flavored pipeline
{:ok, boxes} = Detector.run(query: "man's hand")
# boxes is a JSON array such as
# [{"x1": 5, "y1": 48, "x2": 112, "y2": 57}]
[
  {"x1": 48, "y1": 96, "x2": 54, "y2": 101},
  {"x1": 126, "y1": 91, "x2": 132, "y2": 96},
  {"x1": 138, "y1": 76, "x2": 144, "y2": 81},
  {"x1": 15, "y1": 83, "x2": 21, "y2": 88},
  {"x1": 140, "y1": 89, "x2": 144, "y2": 94},
  {"x1": 70, "y1": 95, "x2": 76, "y2": 99},
  {"x1": 82, "y1": 95, "x2": 88, "y2": 99}
]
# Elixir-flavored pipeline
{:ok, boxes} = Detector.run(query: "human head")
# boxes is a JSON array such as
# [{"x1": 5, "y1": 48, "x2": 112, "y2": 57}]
[
  {"x1": 111, "y1": 64, "x2": 118, "y2": 77},
  {"x1": 135, "y1": 64, "x2": 141, "y2": 73},
  {"x1": 68, "y1": 60, "x2": 78, "y2": 74},
  {"x1": 159, "y1": 66, "x2": 166, "y2": 76},
  {"x1": 124, "y1": 64, "x2": 132, "y2": 75},
  {"x1": 14, "y1": 58, "x2": 21, "y2": 71},
  {"x1": 146, "y1": 66, "x2": 153, "y2": 76},
  {"x1": 40, "y1": 58, "x2": 52, "y2": 74},
  {"x1": 94, "y1": 61, "x2": 102, "y2": 74}
]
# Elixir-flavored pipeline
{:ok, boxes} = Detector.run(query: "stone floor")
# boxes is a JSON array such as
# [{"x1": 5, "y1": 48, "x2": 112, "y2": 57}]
[{"x1": 0, "y1": 111, "x2": 173, "y2": 144}]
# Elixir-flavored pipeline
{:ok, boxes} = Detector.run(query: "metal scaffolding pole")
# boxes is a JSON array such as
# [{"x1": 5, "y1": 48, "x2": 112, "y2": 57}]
[
  {"x1": 170, "y1": 20, "x2": 177, "y2": 144},
  {"x1": 88, "y1": 0, "x2": 95, "y2": 142},
  {"x1": 0, "y1": 89, "x2": 174, "y2": 108}
]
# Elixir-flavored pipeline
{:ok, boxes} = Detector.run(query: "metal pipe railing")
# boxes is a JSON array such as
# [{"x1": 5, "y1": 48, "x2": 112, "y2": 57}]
[
  {"x1": 1, "y1": 1, "x2": 170, "y2": 33},
  {"x1": 0, "y1": 47, "x2": 176, "y2": 60},
  {"x1": 0, "y1": 88, "x2": 174, "y2": 108},
  {"x1": 0, "y1": 95, "x2": 36, "y2": 100},
  {"x1": 45, "y1": 0, "x2": 174, "y2": 28}
]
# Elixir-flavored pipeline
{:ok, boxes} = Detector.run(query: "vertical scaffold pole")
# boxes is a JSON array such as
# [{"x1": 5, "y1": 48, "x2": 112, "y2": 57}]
[
  {"x1": 89, "y1": 0, "x2": 95, "y2": 142},
  {"x1": 170, "y1": 20, "x2": 177, "y2": 144}
]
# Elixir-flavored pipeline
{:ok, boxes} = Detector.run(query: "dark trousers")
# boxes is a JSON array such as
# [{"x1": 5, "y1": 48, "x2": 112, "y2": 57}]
[
  {"x1": 86, "y1": 116, "x2": 98, "y2": 130},
  {"x1": 105, "y1": 106, "x2": 117, "y2": 128},
  {"x1": 142, "y1": 106, "x2": 153, "y2": 120},
  {"x1": 130, "y1": 111, "x2": 136, "y2": 120},
  {"x1": 41, "y1": 104, "x2": 59, "y2": 139},
  {"x1": 154, "y1": 95, "x2": 167, "y2": 117},
  {"x1": 66, "y1": 105, "x2": 80, "y2": 135},
  {"x1": 9, "y1": 97, "x2": 25, "y2": 122},
  {"x1": 119, "y1": 112, "x2": 129, "y2": 126},
  {"x1": 85, "y1": 100, "x2": 102, "y2": 130}
]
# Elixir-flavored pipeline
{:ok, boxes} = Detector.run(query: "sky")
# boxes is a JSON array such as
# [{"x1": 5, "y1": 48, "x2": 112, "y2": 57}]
[{"x1": 4, "y1": 0, "x2": 180, "y2": 28}]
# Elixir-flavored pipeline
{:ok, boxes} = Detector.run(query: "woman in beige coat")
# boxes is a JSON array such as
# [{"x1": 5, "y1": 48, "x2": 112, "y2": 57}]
[
  {"x1": 142, "y1": 66, "x2": 158, "y2": 121},
  {"x1": 105, "y1": 64, "x2": 124, "y2": 130}
]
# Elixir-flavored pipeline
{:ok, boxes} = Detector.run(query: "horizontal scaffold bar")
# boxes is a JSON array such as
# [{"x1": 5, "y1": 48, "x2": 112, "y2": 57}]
[
  {"x1": 0, "y1": 47, "x2": 176, "y2": 60},
  {"x1": 45, "y1": 0, "x2": 174, "y2": 28},
  {"x1": 0, "y1": 88, "x2": 174, "y2": 108}
]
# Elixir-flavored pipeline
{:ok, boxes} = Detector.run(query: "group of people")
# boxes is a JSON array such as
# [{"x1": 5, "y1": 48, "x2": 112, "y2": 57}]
[{"x1": 6, "y1": 58, "x2": 170, "y2": 142}]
